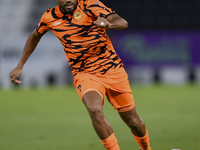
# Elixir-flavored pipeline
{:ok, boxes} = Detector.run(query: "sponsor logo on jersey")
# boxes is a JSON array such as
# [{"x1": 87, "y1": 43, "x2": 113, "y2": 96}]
[{"x1": 54, "y1": 21, "x2": 62, "y2": 26}]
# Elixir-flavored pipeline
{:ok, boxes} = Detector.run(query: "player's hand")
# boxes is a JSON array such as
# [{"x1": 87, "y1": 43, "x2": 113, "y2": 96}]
[
  {"x1": 9, "y1": 67, "x2": 22, "y2": 84},
  {"x1": 93, "y1": 17, "x2": 111, "y2": 29}
]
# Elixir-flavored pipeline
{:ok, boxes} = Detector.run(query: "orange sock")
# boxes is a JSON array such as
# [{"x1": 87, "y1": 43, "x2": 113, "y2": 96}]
[
  {"x1": 133, "y1": 129, "x2": 150, "y2": 149},
  {"x1": 101, "y1": 133, "x2": 120, "y2": 150}
]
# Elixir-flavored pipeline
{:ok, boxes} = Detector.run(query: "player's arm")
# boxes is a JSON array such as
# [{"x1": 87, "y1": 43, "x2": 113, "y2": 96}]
[
  {"x1": 10, "y1": 29, "x2": 43, "y2": 84},
  {"x1": 93, "y1": 14, "x2": 128, "y2": 30}
]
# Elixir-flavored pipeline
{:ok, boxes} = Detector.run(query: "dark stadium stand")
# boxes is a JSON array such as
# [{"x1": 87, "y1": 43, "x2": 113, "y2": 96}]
[
  {"x1": 25, "y1": 0, "x2": 58, "y2": 32},
  {"x1": 25, "y1": 0, "x2": 200, "y2": 31},
  {"x1": 102, "y1": 0, "x2": 200, "y2": 30}
]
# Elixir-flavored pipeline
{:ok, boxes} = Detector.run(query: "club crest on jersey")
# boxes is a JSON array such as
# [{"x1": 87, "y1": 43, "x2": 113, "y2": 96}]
[{"x1": 74, "y1": 11, "x2": 82, "y2": 20}]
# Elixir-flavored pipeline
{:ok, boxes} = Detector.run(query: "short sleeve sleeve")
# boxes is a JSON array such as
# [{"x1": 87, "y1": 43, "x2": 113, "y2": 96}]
[
  {"x1": 36, "y1": 11, "x2": 50, "y2": 35},
  {"x1": 86, "y1": 0, "x2": 116, "y2": 18}
]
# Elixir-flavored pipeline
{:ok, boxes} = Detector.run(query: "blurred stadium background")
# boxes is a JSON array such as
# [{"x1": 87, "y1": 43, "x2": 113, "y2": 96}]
[
  {"x1": 0, "y1": 0, "x2": 200, "y2": 88},
  {"x1": 0, "y1": 0, "x2": 200, "y2": 150}
]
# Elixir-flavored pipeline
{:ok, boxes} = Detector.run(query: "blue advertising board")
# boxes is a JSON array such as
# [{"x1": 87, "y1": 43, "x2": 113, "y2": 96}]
[{"x1": 111, "y1": 31, "x2": 200, "y2": 68}]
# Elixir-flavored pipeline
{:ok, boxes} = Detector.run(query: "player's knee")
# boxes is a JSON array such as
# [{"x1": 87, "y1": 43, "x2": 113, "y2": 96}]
[
  {"x1": 87, "y1": 105, "x2": 104, "y2": 121},
  {"x1": 126, "y1": 117, "x2": 142, "y2": 129}
]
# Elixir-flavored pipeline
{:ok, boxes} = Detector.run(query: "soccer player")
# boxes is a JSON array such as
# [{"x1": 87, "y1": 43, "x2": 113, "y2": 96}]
[{"x1": 9, "y1": 0, "x2": 151, "y2": 149}]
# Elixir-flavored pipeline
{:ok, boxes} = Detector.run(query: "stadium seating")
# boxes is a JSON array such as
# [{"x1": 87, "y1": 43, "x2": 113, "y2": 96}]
[
  {"x1": 1, "y1": 0, "x2": 200, "y2": 34},
  {"x1": 103, "y1": 0, "x2": 200, "y2": 30},
  {"x1": 25, "y1": 0, "x2": 57, "y2": 32},
  {"x1": 0, "y1": 0, "x2": 33, "y2": 37}
]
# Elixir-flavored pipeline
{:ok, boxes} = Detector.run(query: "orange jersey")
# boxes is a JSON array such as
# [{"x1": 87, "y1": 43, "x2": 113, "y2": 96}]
[{"x1": 36, "y1": 0, "x2": 123, "y2": 76}]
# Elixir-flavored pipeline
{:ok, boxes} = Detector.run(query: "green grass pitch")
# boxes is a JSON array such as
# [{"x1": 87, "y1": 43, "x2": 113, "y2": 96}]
[{"x1": 0, "y1": 85, "x2": 200, "y2": 150}]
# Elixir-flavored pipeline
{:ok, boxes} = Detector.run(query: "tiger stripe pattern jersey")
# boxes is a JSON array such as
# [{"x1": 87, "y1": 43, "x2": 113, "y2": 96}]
[{"x1": 36, "y1": 0, "x2": 123, "y2": 76}]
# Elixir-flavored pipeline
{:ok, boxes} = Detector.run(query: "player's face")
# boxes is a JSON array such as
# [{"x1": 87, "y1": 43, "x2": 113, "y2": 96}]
[{"x1": 57, "y1": 0, "x2": 78, "y2": 14}]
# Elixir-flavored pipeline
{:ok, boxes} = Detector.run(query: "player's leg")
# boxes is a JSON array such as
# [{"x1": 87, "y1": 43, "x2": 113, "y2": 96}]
[
  {"x1": 104, "y1": 67, "x2": 151, "y2": 150},
  {"x1": 107, "y1": 91, "x2": 151, "y2": 150},
  {"x1": 82, "y1": 91, "x2": 113, "y2": 139},
  {"x1": 118, "y1": 107, "x2": 150, "y2": 150},
  {"x1": 82, "y1": 91, "x2": 120, "y2": 150},
  {"x1": 74, "y1": 73, "x2": 120, "y2": 149}
]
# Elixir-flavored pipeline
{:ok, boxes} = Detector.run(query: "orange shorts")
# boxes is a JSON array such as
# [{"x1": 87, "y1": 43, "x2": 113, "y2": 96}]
[{"x1": 73, "y1": 67, "x2": 135, "y2": 112}]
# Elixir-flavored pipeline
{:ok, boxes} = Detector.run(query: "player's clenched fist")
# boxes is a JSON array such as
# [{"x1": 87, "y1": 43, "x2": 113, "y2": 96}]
[{"x1": 93, "y1": 17, "x2": 111, "y2": 29}]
